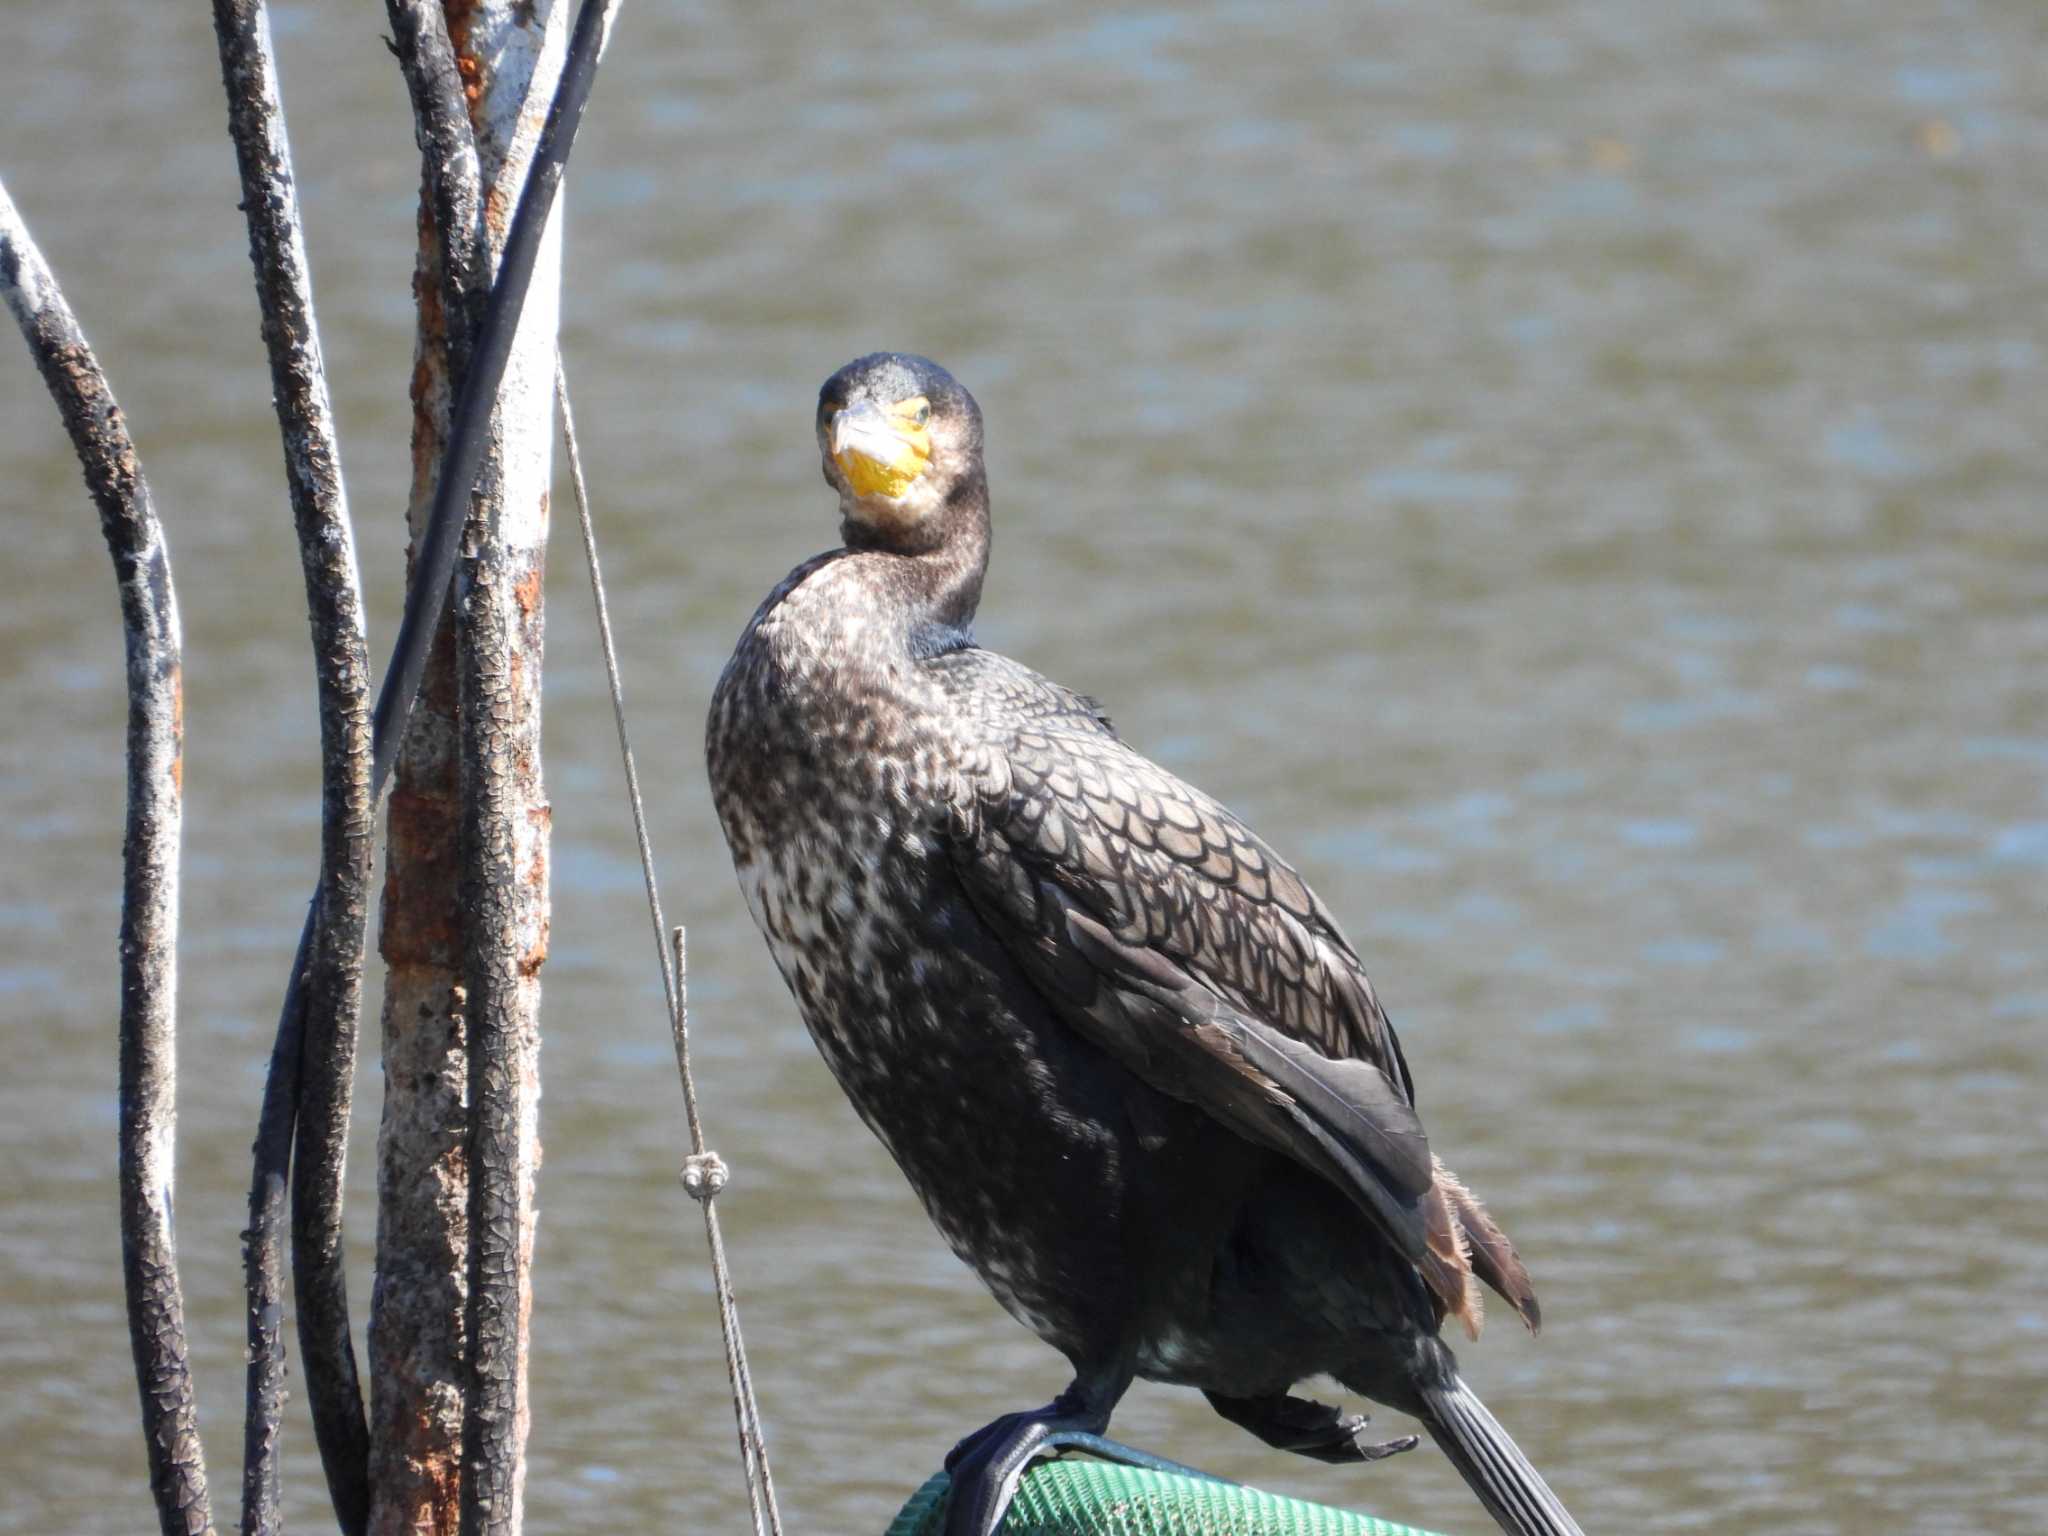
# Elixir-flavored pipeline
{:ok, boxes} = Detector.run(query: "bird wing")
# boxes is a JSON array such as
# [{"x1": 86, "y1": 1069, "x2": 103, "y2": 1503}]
[
  {"x1": 941, "y1": 701, "x2": 1505, "y2": 1323},
  {"x1": 928, "y1": 653, "x2": 1415, "y2": 1092}
]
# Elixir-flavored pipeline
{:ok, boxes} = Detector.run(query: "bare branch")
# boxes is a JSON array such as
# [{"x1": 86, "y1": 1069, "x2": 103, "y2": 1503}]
[
  {"x1": 1, "y1": 179, "x2": 217, "y2": 1536},
  {"x1": 380, "y1": 0, "x2": 487, "y2": 392},
  {"x1": 207, "y1": 4, "x2": 377, "y2": 1532}
]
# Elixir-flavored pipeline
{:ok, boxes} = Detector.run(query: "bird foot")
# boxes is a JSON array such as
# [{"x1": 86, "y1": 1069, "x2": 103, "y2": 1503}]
[
  {"x1": 942, "y1": 1400, "x2": 1227, "y2": 1536},
  {"x1": 1204, "y1": 1389, "x2": 1421, "y2": 1466},
  {"x1": 1035, "y1": 1431, "x2": 1231, "y2": 1482},
  {"x1": 1349, "y1": 1427, "x2": 1422, "y2": 1463}
]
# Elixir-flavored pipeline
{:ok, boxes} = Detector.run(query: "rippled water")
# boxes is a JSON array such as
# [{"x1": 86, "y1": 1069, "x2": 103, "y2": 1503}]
[{"x1": 4, "y1": 4, "x2": 2045, "y2": 1534}]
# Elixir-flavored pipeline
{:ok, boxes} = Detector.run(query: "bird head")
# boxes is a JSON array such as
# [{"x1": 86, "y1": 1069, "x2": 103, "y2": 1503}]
[{"x1": 817, "y1": 353, "x2": 984, "y2": 553}]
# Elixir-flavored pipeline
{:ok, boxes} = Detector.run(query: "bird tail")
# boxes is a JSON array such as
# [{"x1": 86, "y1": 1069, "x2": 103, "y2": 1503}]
[{"x1": 1415, "y1": 1373, "x2": 1585, "y2": 1536}]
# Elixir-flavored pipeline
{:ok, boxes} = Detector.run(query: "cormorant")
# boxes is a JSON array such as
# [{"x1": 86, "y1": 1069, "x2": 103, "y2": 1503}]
[{"x1": 707, "y1": 353, "x2": 1586, "y2": 1536}]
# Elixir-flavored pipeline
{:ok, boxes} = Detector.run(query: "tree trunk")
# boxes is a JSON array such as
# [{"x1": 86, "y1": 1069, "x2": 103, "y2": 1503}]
[{"x1": 368, "y1": 6, "x2": 564, "y2": 1533}]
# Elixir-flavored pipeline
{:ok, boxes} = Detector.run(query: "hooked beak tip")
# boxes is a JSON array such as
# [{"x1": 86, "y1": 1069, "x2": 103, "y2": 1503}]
[{"x1": 830, "y1": 401, "x2": 889, "y2": 458}]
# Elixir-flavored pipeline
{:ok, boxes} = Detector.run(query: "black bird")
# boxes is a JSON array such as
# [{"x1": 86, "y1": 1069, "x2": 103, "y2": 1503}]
[{"x1": 707, "y1": 353, "x2": 1586, "y2": 1536}]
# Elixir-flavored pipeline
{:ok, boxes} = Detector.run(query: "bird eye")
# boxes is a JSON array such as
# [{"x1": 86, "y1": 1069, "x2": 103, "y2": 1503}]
[{"x1": 913, "y1": 403, "x2": 931, "y2": 427}]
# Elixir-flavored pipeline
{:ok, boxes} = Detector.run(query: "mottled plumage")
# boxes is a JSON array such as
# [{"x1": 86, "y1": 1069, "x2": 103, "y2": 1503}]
[{"x1": 707, "y1": 354, "x2": 1584, "y2": 1536}]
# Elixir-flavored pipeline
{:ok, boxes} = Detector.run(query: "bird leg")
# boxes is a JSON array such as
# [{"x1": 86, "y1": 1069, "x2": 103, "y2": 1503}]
[
  {"x1": 943, "y1": 1370, "x2": 1223, "y2": 1536},
  {"x1": 1203, "y1": 1389, "x2": 1421, "y2": 1466}
]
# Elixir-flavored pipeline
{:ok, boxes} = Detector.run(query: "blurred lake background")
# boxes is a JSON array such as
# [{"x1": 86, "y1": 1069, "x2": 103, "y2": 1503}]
[{"x1": 3, "y1": 3, "x2": 2045, "y2": 1533}]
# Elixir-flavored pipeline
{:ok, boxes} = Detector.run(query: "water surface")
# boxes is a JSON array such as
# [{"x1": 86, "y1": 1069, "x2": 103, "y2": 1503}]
[{"x1": 3, "y1": 4, "x2": 2044, "y2": 1533}]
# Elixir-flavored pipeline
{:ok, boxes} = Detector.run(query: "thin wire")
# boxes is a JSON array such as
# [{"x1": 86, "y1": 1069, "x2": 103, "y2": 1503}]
[
  {"x1": 674, "y1": 929, "x2": 780, "y2": 1536},
  {"x1": 554, "y1": 364, "x2": 676, "y2": 1014},
  {"x1": 555, "y1": 362, "x2": 784, "y2": 1536}
]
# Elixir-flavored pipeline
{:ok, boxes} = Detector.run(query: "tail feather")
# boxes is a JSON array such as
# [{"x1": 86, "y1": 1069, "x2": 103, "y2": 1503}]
[
  {"x1": 1417, "y1": 1375, "x2": 1584, "y2": 1536},
  {"x1": 1434, "y1": 1157, "x2": 1541, "y2": 1334},
  {"x1": 1422, "y1": 1185, "x2": 1484, "y2": 1340}
]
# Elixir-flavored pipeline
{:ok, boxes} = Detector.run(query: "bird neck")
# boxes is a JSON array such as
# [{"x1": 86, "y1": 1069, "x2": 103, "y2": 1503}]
[
  {"x1": 847, "y1": 473, "x2": 991, "y2": 639},
  {"x1": 919, "y1": 475, "x2": 991, "y2": 632}
]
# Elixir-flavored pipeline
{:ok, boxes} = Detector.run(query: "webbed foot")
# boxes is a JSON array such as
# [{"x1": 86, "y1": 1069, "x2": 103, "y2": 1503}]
[
  {"x1": 1204, "y1": 1389, "x2": 1421, "y2": 1466},
  {"x1": 942, "y1": 1382, "x2": 1226, "y2": 1535}
]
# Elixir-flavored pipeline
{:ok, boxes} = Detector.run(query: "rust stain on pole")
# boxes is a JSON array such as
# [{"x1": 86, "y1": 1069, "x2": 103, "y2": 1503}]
[
  {"x1": 382, "y1": 794, "x2": 465, "y2": 970},
  {"x1": 512, "y1": 565, "x2": 541, "y2": 618}
]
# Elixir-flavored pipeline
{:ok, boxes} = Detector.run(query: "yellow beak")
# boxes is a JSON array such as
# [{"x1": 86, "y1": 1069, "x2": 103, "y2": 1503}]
[{"x1": 832, "y1": 401, "x2": 929, "y2": 500}]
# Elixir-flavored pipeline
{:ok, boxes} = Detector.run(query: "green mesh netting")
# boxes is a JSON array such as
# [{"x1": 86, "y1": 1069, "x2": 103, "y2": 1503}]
[{"x1": 884, "y1": 1460, "x2": 1450, "y2": 1536}]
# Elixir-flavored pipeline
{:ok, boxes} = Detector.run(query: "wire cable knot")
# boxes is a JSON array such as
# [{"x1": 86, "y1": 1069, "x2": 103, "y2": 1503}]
[{"x1": 681, "y1": 1150, "x2": 729, "y2": 1203}]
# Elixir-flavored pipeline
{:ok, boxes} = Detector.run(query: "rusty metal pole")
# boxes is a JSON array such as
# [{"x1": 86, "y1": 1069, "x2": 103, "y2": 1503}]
[{"x1": 369, "y1": 5, "x2": 565, "y2": 1534}]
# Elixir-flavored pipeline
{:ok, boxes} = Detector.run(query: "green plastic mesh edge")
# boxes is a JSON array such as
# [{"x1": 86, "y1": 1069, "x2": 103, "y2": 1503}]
[{"x1": 884, "y1": 1459, "x2": 1450, "y2": 1536}]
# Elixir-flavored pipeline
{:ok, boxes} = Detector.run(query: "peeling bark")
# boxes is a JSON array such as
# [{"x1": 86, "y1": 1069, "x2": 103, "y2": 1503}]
[
  {"x1": 208, "y1": 5, "x2": 378, "y2": 1532},
  {"x1": 1, "y1": 181, "x2": 216, "y2": 1536},
  {"x1": 370, "y1": 6, "x2": 565, "y2": 1534}
]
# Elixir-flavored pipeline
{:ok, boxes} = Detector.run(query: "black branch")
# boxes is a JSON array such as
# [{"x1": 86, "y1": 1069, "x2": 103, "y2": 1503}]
[
  {"x1": 1, "y1": 181, "x2": 218, "y2": 1536},
  {"x1": 208, "y1": 4, "x2": 377, "y2": 1533}
]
